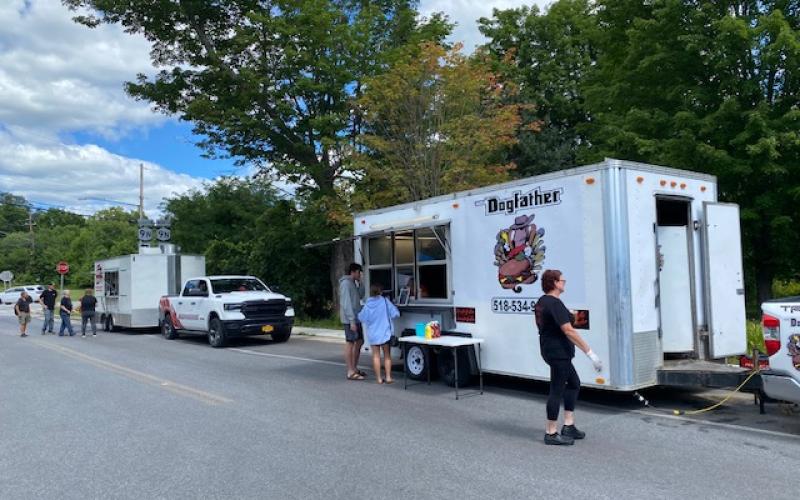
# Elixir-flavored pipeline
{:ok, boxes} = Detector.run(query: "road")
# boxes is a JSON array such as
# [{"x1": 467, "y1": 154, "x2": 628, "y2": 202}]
[{"x1": 1, "y1": 309, "x2": 798, "y2": 500}]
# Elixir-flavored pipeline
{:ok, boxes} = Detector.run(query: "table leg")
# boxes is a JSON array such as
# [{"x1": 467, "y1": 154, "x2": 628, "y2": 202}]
[
  {"x1": 426, "y1": 345, "x2": 431, "y2": 386},
  {"x1": 403, "y1": 343, "x2": 408, "y2": 390},
  {"x1": 454, "y1": 346, "x2": 459, "y2": 400},
  {"x1": 478, "y1": 343, "x2": 483, "y2": 395}
]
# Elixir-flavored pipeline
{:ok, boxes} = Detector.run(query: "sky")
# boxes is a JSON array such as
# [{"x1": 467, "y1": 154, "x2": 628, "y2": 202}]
[{"x1": 0, "y1": 0, "x2": 546, "y2": 217}]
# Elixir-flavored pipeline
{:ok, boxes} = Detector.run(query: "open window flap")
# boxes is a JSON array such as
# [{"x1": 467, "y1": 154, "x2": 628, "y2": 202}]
[
  {"x1": 302, "y1": 219, "x2": 451, "y2": 250},
  {"x1": 301, "y1": 230, "x2": 387, "y2": 250}
]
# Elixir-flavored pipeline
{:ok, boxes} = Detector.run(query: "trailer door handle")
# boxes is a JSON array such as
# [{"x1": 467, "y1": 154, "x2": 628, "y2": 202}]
[
  {"x1": 190, "y1": 302, "x2": 196, "y2": 305},
  {"x1": 177, "y1": 301, "x2": 183, "y2": 305}
]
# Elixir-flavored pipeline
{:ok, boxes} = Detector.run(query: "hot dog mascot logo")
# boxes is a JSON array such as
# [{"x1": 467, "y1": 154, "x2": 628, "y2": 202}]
[{"x1": 493, "y1": 213, "x2": 545, "y2": 293}]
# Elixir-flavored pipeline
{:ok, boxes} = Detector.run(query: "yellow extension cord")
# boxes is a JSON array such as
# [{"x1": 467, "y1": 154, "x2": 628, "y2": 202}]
[{"x1": 671, "y1": 370, "x2": 761, "y2": 416}]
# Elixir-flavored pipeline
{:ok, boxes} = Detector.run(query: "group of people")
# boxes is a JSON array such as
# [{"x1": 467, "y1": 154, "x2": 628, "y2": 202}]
[
  {"x1": 338, "y1": 262, "x2": 602, "y2": 446},
  {"x1": 14, "y1": 283, "x2": 98, "y2": 338}
]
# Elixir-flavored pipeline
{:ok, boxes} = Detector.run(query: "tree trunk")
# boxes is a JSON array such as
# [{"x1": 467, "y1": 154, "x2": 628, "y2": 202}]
[
  {"x1": 756, "y1": 263, "x2": 773, "y2": 307},
  {"x1": 329, "y1": 240, "x2": 355, "y2": 320}
]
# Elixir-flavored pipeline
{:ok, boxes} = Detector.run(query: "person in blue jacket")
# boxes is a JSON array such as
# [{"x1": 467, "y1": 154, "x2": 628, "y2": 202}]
[{"x1": 358, "y1": 283, "x2": 400, "y2": 384}]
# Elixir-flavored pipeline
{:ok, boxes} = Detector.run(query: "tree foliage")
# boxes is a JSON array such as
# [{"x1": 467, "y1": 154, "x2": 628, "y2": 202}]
[
  {"x1": 64, "y1": 0, "x2": 450, "y2": 204},
  {"x1": 0, "y1": 204, "x2": 137, "y2": 288},
  {"x1": 163, "y1": 177, "x2": 333, "y2": 317},
  {"x1": 354, "y1": 42, "x2": 521, "y2": 207},
  {"x1": 481, "y1": 0, "x2": 800, "y2": 304},
  {"x1": 479, "y1": 0, "x2": 595, "y2": 176}
]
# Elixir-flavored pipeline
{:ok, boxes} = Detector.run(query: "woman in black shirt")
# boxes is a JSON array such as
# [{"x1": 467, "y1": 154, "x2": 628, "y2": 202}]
[{"x1": 535, "y1": 269, "x2": 603, "y2": 445}]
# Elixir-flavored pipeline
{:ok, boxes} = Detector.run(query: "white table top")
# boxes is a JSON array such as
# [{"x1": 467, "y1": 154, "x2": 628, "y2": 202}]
[{"x1": 397, "y1": 335, "x2": 484, "y2": 347}]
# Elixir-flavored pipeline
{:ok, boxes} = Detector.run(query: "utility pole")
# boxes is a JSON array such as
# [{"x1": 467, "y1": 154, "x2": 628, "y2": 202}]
[
  {"x1": 28, "y1": 211, "x2": 35, "y2": 254},
  {"x1": 139, "y1": 163, "x2": 144, "y2": 218}
]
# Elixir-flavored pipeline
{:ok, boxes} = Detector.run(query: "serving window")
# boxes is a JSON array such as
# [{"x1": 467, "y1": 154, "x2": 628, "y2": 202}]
[
  {"x1": 364, "y1": 224, "x2": 450, "y2": 303},
  {"x1": 104, "y1": 271, "x2": 120, "y2": 297}
]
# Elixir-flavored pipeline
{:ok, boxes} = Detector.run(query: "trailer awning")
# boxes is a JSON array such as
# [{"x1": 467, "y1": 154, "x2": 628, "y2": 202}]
[
  {"x1": 301, "y1": 231, "x2": 386, "y2": 249},
  {"x1": 302, "y1": 219, "x2": 452, "y2": 256}
]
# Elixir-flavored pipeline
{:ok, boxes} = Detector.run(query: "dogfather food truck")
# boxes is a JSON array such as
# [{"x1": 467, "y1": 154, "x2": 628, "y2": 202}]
[{"x1": 353, "y1": 159, "x2": 747, "y2": 391}]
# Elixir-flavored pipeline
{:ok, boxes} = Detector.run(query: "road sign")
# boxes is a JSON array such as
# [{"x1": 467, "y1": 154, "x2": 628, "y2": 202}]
[
  {"x1": 56, "y1": 261, "x2": 69, "y2": 275},
  {"x1": 138, "y1": 227, "x2": 153, "y2": 241},
  {"x1": 0, "y1": 270, "x2": 13, "y2": 282},
  {"x1": 156, "y1": 227, "x2": 171, "y2": 241}
]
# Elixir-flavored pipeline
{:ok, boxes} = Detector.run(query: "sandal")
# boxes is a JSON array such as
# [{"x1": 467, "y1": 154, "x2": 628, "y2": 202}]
[
  {"x1": 346, "y1": 372, "x2": 365, "y2": 381},
  {"x1": 356, "y1": 369, "x2": 367, "y2": 377},
  {"x1": 385, "y1": 379, "x2": 395, "y2": 385},
  {"x1": 376, "y1": 379, "x2": 385, "y2": 385}
]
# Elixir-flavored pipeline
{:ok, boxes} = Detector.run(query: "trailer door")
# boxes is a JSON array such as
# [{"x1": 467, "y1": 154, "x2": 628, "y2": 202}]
[{"x1": 702, "y1": 202, "x2": 746, "y2": 357}]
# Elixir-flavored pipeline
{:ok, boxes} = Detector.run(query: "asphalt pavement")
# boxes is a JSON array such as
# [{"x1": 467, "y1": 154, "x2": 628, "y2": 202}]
[{"x1": 1, "y1": 306, "x2": 798, "y2": 500}]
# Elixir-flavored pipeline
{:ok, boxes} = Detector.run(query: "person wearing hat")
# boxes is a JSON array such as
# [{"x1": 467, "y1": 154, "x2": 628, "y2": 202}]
[
  {"x1": 39, "y1": 283, "x2": 58, "y2": 335},
  {"x1": 509, "y1": 214, "x2": 535, "y2": 249}
]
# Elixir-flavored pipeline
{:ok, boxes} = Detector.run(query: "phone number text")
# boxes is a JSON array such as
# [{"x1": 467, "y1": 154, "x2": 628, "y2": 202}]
[{"x1": 491, "y1": 297, "x2": 539, "y2": 314}]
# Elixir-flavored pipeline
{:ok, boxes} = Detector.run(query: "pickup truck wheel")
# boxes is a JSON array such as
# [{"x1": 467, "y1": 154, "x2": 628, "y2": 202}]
[
  {"x1": 271, "y1": 329, "x2": 291, "y2": 343},
  {"x1": 208, "y1": 318, "x2": 226, "y2": 348},
  {"x1": 405, "y1": 345, "x2": 432, "y2": 381},
  {"x1": 161, "y1": 315, "x2": 178, "y2": 340}
]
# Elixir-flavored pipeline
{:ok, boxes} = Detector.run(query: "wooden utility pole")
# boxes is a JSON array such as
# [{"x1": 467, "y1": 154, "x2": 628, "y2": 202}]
[
  {"x1": 28, "y1": 211, "x2": 34, "y2": 254},
  {"x1": 139, "y1": 163, "x2": 144, "y2": 218}
]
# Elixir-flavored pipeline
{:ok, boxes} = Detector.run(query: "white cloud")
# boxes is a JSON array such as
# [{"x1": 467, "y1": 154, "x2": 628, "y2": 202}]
[
  {"x1": 0, "y1": 0, "x2": 162, "y2": 138},
  {"x1": 420, "y1": 0, "x2": 551, "y2": 52},
  {"x1": 0, "y1": 0, "x2": 205, "y2": 214},
  {"x1": 0, "y1": 132, "x2": 203, "y2": 217}
]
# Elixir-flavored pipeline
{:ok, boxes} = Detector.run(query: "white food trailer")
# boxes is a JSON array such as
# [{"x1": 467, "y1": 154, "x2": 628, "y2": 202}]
[
  {"x1": 353, "y1": 159, "x2": 748, "y2": 391},
  {"x1": 94, "y1": 244, "x2": 205, "y2": 331}
]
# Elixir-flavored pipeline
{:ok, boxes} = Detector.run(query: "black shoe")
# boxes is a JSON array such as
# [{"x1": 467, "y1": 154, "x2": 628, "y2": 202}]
[
  {"x1": 544, "y1": 433, "x2": 574, "y2": 446},
  {"x1": 561, "y1": 424, "x2": 586, "y2": 440}
]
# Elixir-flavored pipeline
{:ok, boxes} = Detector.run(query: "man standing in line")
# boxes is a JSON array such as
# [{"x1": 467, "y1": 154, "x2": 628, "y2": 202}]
[
  {"x1": 78, "y1": 288, "x2": 98, "y2": 337},
  {"x1": 58, "y1": 290, "x2": 75, "y2": 337},
  {"x1": 15, "y1": 291, "x2": 33, "y2": 337},
  {"x1": 339, "y1": 263, "x2": 366, "y2": 380},
  {"x1": 39, "y1": 282, "x2": 58, "y2": 335}
]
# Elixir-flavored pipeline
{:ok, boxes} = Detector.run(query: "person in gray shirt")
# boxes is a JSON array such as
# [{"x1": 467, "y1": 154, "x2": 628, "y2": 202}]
[{"x1": 339, "y1": 263, "x2": 365, "y2": 380}]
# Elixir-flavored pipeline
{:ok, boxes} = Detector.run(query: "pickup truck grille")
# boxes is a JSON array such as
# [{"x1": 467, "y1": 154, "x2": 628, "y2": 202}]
[{"x1": 241, "y1": 299, "x2": 287, "y2": 319}]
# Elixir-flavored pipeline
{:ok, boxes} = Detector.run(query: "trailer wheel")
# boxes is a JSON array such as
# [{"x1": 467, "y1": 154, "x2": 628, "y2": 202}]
[
  {"x1": 405, "y1": 345, "x2": 432, "y2": 381},
  {"x1": 208, "y1": 317, "x2": 226, "y2": 348},
  {"x1": 105, "y1": 314, "x2": 118, "y2": 332},
  {"x1": 271, "y1": 328, "x2": 291, "y2": 343},
  {"x1": 436, "y1": 347, "x2": 472, "y2": 387},
  {"x1": 161, "y1": 315, "x2": 178, "y2": 340}
]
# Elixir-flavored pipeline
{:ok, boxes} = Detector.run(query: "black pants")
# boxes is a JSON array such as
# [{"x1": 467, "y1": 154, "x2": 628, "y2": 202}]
[{"x1": 545, "y1": 358, "x2": 581, "y2": 421}]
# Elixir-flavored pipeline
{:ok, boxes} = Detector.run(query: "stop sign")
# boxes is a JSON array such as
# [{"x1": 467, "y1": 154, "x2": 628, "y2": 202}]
[{"x1": 56, "y1": 261, "x2": 69, "y2": 275}]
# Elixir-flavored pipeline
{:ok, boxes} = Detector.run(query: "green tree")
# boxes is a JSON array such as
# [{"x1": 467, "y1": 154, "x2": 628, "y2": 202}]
[
  {"x1": 578, "y1": 0, "x2": 800, "y2": 305},
  {"x1": 164, "y1": 177, "x2": 278, "y2": 255},
  {"x1": 163, "y1": 177, "x2": 332, "y2": 317},
  {"x1": 35, "y1": 208, "x2": 86, "y2": 229},
  {"x1": 64, "y1": 0, "x2": 450, "y2": 203},
  {"x1": 479, "y1": 0, "x2": 597, "y2": 176},
  {"x1": 354, "y1": 42, "x2": 521, "y2": 207},
  {"x1": 0, "y1": 193, "x2": 30, "y2": 236}
]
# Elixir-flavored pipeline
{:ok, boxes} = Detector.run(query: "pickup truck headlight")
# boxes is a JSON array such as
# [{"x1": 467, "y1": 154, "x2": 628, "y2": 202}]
[
  {"x1": 285, "y1": 299, "x2": 294, "y2": 316},
  {"x1": 224, "y1": 303, "x2": 242, "y2": 311}
]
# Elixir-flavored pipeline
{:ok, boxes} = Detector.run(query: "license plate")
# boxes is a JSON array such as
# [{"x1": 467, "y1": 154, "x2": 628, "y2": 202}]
[{"x1": 261, "y1": 325, "x2": 274, "y2": 333}]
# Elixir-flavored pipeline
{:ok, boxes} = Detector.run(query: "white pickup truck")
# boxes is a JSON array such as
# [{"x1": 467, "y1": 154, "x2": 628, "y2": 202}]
[
  {"x1": 761, "y1": 296, "x2": 800, "y2": 404},
  {"x1": 159, "y1": 275, "x2": 294, "y2": 347}
]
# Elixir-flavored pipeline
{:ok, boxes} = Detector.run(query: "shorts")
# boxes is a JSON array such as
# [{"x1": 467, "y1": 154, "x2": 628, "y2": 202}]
[
  {"x1": 344, "y1": 323, "x2": 363, "y2": 343},
  {"x1": 18, "y1": 312, "x2": 31, "y2": 325}
]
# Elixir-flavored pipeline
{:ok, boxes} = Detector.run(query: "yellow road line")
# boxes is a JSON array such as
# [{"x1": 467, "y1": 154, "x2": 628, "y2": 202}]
[{"x1": 31, "y1": 340, "x2": 232, "y2": 406}]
